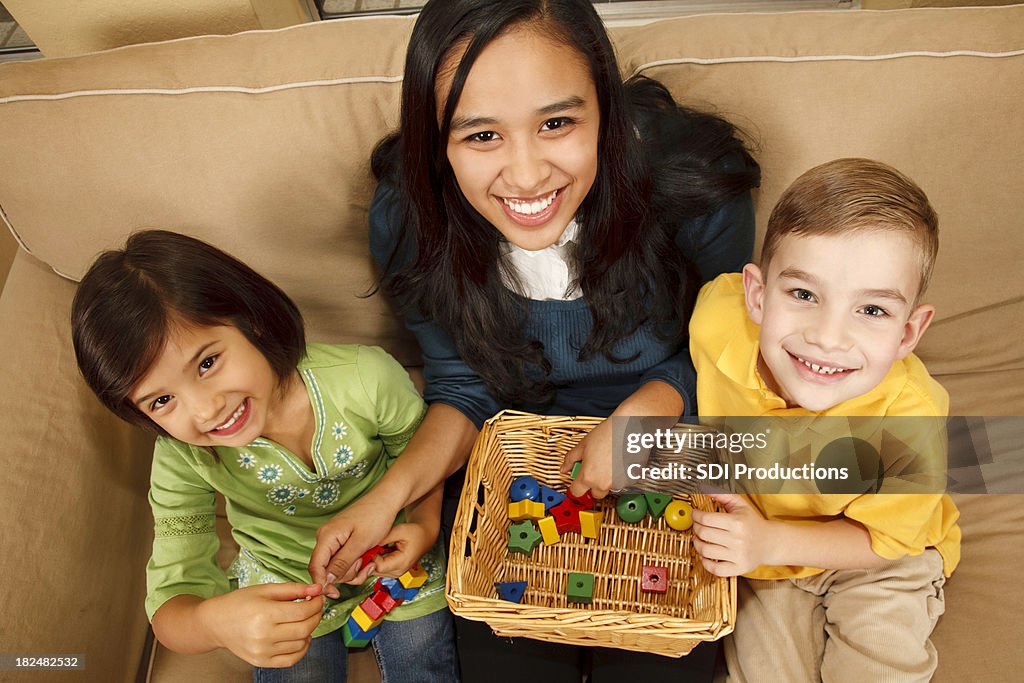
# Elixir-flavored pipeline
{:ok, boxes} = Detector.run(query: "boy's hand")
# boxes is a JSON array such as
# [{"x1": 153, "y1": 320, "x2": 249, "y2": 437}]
[
  {"x1": 561, "y1": 417, "x2": 613, "y2": 499},
  {"x1": 691, "y1": 492, "x2": 778, "y2": 577},
  {"x1": 309, "y1": 494, "x2": 400, "y2": 598},
  {"x1": 197, "y1": 583, "x2": 323, "y2": 667},
  {"x1": 372, "y1": 521, "x2": 438, "y2": 578}
]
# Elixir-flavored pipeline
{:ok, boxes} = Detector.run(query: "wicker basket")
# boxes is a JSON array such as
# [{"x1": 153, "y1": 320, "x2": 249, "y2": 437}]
[{"x1": 446, "y1": 410, "x2": 736, "y2": 658}]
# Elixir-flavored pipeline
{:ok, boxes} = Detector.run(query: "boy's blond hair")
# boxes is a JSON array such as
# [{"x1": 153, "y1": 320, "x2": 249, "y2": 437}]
[{"x1": 761, "y1": 158, "x2": 939, "y2": 299}]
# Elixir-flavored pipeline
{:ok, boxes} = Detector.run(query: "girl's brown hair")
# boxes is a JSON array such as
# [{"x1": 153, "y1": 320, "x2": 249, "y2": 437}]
[{"x1": 71, "y1": 229, "x2": 305, "y2": 434}]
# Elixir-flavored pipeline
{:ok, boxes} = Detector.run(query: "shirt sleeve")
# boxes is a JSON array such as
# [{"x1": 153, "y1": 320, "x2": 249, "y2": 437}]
[
  {"x1": 354, "y1": 344, "x2": 429, "y2": 458},
  {"x1": 369, "y1": 181, "x2": 501, "y2": 429},
  {"x1": 843, "y1": 493, "x2": 958, "y2": 562},
  {"x1": 643, "y1": 178, "x2": 756, "y2": 414},
  {"x1": 843, "y1": 381, "x2": 958, "y2": 570},
  {"x1": 145, "y1": 438, "x2": 228, "y2": 621}
]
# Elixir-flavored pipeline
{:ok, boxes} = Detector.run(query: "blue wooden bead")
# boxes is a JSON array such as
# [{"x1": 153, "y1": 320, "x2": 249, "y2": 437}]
[{"x1": 509, "y1": 475, "x2": 541, "y2": 502}]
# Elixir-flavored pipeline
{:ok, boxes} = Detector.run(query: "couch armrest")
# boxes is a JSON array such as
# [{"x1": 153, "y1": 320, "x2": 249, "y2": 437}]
[{"x1": 0, "y1": 250, "x2": 154, "y2": 681}]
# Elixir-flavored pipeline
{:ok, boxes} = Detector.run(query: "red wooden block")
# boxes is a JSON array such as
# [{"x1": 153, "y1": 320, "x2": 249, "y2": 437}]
[
  {"x1": 641, "y1": 565, "x2": 668, "y2": 594},
  {"x1": 359, "y1": 595, "x2": 386, "y2": 621},
  {"x1": 371, "y1": 587, "x2": 399, "y2": 614},
  {"x1": 360, "y1": 544, "x2": 397, "y2": 570},
  {"x1": 360, "y1": 545, "x2": 386, "y2": 568},
  {"x1": 550, "y1": 500, "x2": 582, "y2": 534},
  {"x1": 565, "y1": 489, "x2": 594, "y2": 510}
]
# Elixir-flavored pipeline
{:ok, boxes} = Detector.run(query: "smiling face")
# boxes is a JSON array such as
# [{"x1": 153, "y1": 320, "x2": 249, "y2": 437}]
[
  {"x1": 440, "y1": 26, "x2": 600, "y2": 252},
  {"x1": 743, "y1": 230, "x2": 935, "y2": 411},
  {"x1": 130, "y1": 322, "x2": 293, "y2": 448}
]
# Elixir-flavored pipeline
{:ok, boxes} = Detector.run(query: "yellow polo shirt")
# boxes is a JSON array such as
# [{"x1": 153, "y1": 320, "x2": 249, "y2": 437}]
[{"x1": 690, "y1": 273, "x2": 960, "y2": 578}]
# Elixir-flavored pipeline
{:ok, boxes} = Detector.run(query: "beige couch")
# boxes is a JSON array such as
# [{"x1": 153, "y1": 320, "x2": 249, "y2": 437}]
[{"x1": 1, "y1": 5, "x2": 1022, "y2": 682}]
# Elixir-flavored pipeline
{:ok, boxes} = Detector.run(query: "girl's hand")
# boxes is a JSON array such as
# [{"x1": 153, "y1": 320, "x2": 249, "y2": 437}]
[
  {"x1": 197, "y1": 583, "x2": 324, "y2": 667},
  {"x1": 561, "y1": 380, "x2": 686, "y2": 500},
  {"x1": 691, "y1": 492, "x2": 779, "y2": 577},
  {"x1": 561, "y1": 417, "x2": 614, "y2": 499},
  {"x1": 309, "y1": 494, "x2": 400, "y2": 598},
  {"x1": 372, "y1": 521, "x2": 438, "y2": 578}
]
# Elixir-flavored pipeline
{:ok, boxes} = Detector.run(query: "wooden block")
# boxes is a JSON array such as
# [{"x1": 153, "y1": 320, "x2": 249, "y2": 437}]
[
  {"x1": 578, "y1": 509, "x2": 603, "y2": 539},
  {"x1": 380, "y1": 576, "x2": 415, "y2": 603},
  {"x1": 566, "y1": 572, "x2": 595, "y2": 604},
  {"x1": 537, "y1": 515, "x2": 561, "y2": 545},
  {"x1": 509, "y1": 499, "x2": 546, "y2": 520},
  {"x1": 370, "y1": 587, "x2": 399, "y2": 614},
  {"x1": 359, "y1": 595, "x2": 386, "y2": 622},
  {"x1": 495, "y1": 580, "x2": 528, "y2": 603},
  {"x1": 565, "y1": 489, "x2": 594, "y2": 510},
  {"x1": 641, "y1": 565, "x2": 668, "y2": 594},
  {"x1": 350, "y1": 604, "x2": 384, "y2": 632},
  {"x1": 398, "y1": 563, "x2": 428, "y2": 589},
  {"x1": 359, "y1": 544, "x2": 386, "y2": 568},
  {"x1": 507, "y1": 520, "x2": 543, "y2": 554},
  {"x1": 540, "y1": 485, "x2": 566, "y2": 511},
  {"x1": 342, "y1": 616, "x2": 379, "y2": 647},
  {"x1": 644, "y1": 492, "x2": 672, "y2": 519},
  {"x1": 549, "y1": 500, "x2": 582, "y2": 534}
]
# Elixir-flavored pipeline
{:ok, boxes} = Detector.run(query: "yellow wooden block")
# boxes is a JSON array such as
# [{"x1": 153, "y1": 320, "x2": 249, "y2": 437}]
[
  {"x1": 537, "y1": 515, "x2": 561, "y2": 545},
  {"x1": 350, "y1": 604, "x2": 384, "y2": 632},
  {"x1": 579, "y1": 509, "x2": 603, "y2": 539},
  {"x1": 508, "y1": 500, "x2": 545, "y2": 521},
  {"x1": 399, "y1": 563, "x2": 428, "y2": 589}
]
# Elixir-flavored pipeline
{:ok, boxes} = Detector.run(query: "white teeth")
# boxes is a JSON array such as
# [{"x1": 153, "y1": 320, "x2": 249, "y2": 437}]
[
  {"x1": 215, "y1": 401, "x2": 246, "y2": 431},
  {"x1": 798, "y1": 357, "x2": 846, "y2": 375},
  {"x1": 502, "y1": 190, "x2": 557, "y2": 215}
]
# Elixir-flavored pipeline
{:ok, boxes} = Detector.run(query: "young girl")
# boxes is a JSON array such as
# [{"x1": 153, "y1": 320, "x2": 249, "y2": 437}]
[
  {"x1": 71, "y1": 230, "x2": 458, "y2": 682},
  {"x1": 310, "y1": 0, "x2": 759, "y2": 679}
]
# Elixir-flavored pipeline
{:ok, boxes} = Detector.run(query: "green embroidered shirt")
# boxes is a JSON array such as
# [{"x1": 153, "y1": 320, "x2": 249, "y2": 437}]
[{"x1": 145, "y1": 344, "x2": 446, "y2": 637}]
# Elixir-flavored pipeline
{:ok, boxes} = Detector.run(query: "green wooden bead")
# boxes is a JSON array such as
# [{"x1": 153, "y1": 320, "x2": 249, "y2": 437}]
[
  {"x1": 644, "y1": 492, "x2": 672, "y2": 519},
  {"x1": 616, "y1": 493, "x2": 648, "y2": 523},
  {"x1": 566, "y1": 571, "x2": 595, "y2": 604},
  {"x1": 570, "y1": 461, "x2": 582, "y2": 479}
]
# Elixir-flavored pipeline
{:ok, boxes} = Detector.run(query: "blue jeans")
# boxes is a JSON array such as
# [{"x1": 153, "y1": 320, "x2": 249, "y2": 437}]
[{"x1": 253, "y1": 608, "x2": 459, "y2": 683}]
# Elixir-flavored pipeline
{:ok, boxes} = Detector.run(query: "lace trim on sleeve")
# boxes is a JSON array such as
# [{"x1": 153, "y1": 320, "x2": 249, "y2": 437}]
[
  {"x1": 380, "y1": 403, "x2": 428, "y2": 448},
  {"x1": 154, "y1": 513, "x2": 217, "y2": 538}
]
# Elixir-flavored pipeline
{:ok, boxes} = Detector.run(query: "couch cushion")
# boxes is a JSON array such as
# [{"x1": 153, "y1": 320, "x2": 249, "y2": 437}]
[
  {"x1": 0, "y1": 17, "x2": 419, "y2": 364},
  {"x1": 935, "y1": 494, "x2": 1024, "y2": 682},
  {"x1": 0, "y1": 250, "x2": 155, "y2": 682}
]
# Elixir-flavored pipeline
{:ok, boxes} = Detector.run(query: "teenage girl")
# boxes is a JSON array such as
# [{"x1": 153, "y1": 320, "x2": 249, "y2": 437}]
[{"x1": 310, "y1": 0, "x2": 760, "y2": 679}]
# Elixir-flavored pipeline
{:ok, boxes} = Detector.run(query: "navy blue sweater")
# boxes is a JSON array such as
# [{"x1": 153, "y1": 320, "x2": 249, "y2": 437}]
[{"x1": 369, "y1": 181, "x2": 754, "y2": 428}]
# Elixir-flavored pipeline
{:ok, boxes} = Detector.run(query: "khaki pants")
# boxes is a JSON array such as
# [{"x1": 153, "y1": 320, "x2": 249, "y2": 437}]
[{"x1": 724, "y1": 550, "x2": 946, "y2": 683}]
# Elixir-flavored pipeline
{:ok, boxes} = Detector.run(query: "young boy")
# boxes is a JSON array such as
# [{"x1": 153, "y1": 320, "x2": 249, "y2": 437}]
[{"x1": 688, "y1": 158, "x2": 960, "y2": 683}]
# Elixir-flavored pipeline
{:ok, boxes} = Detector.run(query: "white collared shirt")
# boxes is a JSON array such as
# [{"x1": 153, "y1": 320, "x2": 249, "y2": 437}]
[{"x1": 500, "y1": 219, "x2": 582, "y2": 301}]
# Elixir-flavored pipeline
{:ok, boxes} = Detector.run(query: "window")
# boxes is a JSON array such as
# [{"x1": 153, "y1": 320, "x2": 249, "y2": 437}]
[{"x1": 0, "y1": 1, "x2": 36, "y2": 59}]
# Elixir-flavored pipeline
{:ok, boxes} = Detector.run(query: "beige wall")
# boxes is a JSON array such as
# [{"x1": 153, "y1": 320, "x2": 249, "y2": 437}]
[{"x1": 3, "y1": 0, "x2": 313, "y2": 57}]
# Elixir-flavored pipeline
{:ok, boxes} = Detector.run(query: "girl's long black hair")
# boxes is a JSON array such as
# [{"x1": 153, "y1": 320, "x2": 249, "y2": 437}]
[{"x1": 373, "y1": 0, "x2": 759, "y2": 406}]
